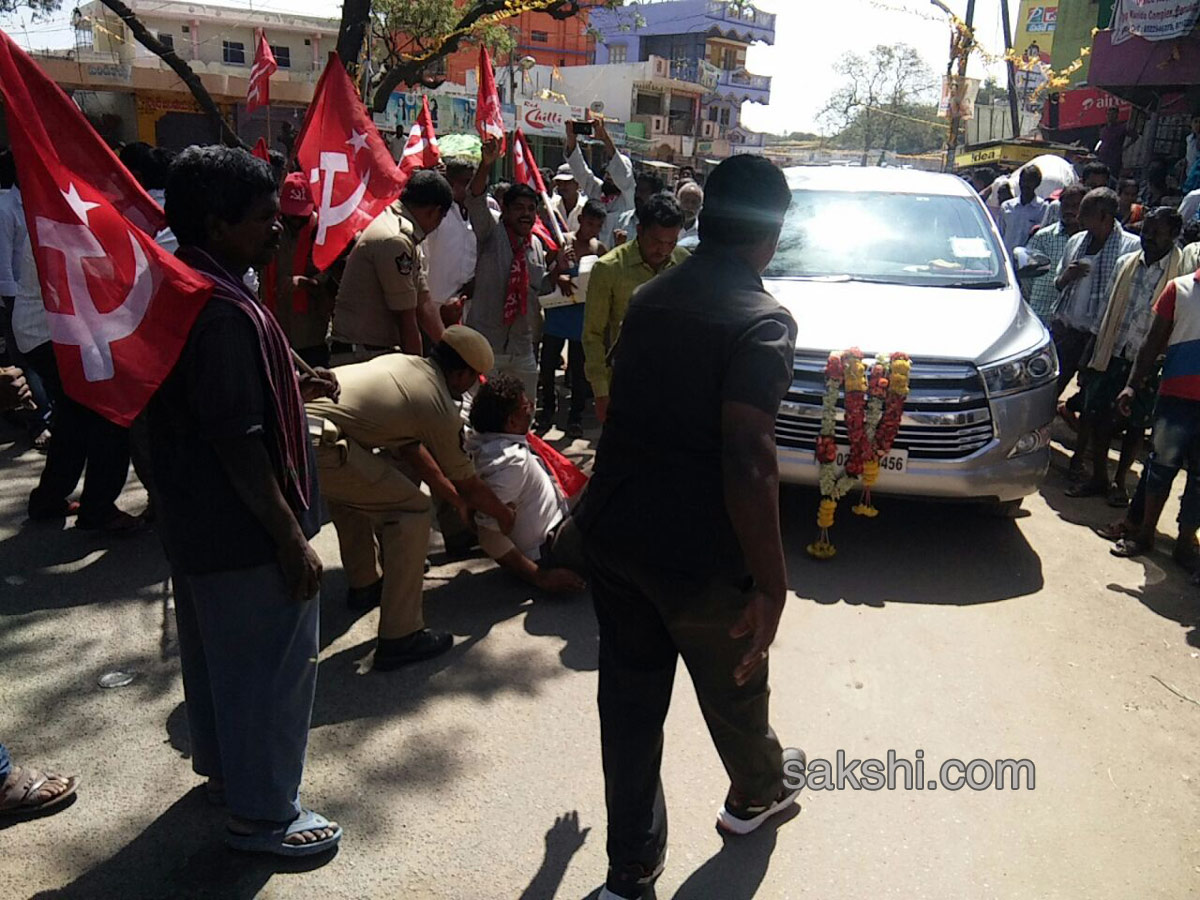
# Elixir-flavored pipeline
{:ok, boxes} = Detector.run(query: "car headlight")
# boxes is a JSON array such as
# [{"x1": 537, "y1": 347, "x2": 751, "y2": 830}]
[{"x1": 981, "y1": 340, "x2": 1059, "y2": 398}]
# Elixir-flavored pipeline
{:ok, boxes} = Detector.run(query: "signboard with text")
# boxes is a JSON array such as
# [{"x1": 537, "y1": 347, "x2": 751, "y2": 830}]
[
  {"x1": 1043, "y1": 87, "x2": 1132, "y2": 131},
  {"x1": 519, "y1": 99, "x2": 586, "y2": 138},
  {"x1": 1112, "y1": 0, "x2": 1200, "y2": 44}
]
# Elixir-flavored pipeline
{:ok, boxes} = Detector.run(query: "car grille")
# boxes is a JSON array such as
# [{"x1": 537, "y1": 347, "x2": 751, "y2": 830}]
[{"x1": 775, "y1": 354, "x2": 995, "y2": 461}]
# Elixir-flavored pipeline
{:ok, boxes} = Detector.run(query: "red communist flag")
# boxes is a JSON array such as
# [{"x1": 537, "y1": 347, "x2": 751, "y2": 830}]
[
  {"x1": 475, "y1": 44, "x2": 506, "y2": 153},
  {"x1": 512, "y1": 129, "x2": 547, "y2": 194},
  {"x1": 247, "y1": 30, "x2": 277, "y2": 114},
  {"x1": 296, "y1": 53, "x2": 405, "y2": 270},
  {"x1": 398, "y1": 95, "x2": 441, "y2": 181},
  {"x1": 0, "y1": 30, "x2": 212, "y2": 427},
  {"x1": 251, "y1": 136, "x2": 271, "y2": 162}
]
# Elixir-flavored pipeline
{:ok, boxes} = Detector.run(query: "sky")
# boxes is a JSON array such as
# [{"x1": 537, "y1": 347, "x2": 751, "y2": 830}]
[{"x1": 0, "y1": 0, "x2": 1023, "y2": 135}]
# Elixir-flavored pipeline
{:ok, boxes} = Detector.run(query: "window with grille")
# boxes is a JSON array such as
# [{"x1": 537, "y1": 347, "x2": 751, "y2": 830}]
[
  {"x1": 531, "y1": 30, "x2": 549, "y2": 43},
  {"x1": 157, "y1": 32, "x2": 174, "y2": 51},
  {"x1": 608, "y1": 43, "x2": 627, "y2": 64},
  {"x1": 222, "y1": 40, "x2": 245, "y2": 65},
  {"x1": 270, "y1": 44, "x2": 290, "y2": 68}
]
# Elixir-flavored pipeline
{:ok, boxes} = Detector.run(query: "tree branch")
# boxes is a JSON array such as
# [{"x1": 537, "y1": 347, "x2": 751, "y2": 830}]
[{"x1": 97, "y1": 0, "x2": 244, "y2": 148}]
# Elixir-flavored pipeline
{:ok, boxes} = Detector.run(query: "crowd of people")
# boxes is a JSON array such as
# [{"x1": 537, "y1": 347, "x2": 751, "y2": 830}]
[
  {"x1": 982, "y1": 129, "x2": 1200, "y2": 582},
  {"x1": 0, "y1": 113, "x2": 805, "y2": 900}
]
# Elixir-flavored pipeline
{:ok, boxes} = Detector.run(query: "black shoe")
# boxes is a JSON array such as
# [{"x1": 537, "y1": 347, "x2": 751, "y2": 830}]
[
  {"x1": 346, "y1": 580, "x2": 383, "y2": 611},
  {"x1": 565, "y1": 421, "x2": 584, "y2": 439},
  {"x1": 716, "y1": 747, "x2": 806, "y2": 835},
  {"x1": 373, "y1": 629, "x2": 453, "y2": 670}
]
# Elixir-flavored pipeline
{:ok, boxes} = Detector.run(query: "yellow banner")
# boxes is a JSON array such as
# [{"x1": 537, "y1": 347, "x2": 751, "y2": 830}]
[
  {"x1": 1015, "y1": 1, "x2": 1056, "y2": 66},
  {"x1": 954, "y1": 143, "x2": 1049, "y2": 168}
]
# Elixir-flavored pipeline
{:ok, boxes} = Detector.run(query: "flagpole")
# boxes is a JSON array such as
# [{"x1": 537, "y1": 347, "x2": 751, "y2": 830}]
[
  {"x1": 539, "y1": 189, "x2": 566, "y2": 245},
  {"x1": 265, "y1": 103, "x2": 272, "y2": 155}
]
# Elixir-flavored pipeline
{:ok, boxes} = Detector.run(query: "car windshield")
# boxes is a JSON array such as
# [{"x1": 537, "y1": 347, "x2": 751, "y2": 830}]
[{"x1": 764, "y1": 188, "x2": 1007, "y2": 288}]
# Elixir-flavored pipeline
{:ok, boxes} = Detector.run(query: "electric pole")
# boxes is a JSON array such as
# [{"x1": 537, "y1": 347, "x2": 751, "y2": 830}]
[{"x1": 999, "y1": 0, "x2": 1022, "y2": 138}]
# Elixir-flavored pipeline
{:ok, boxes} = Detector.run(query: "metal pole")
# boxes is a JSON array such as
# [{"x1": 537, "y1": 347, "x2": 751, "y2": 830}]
[{"x1": 1000, "y1": 0, "x2": 1022, "y2": 138}]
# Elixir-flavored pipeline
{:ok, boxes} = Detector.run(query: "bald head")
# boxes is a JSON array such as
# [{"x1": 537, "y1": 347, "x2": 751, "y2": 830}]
[{"x1": 677, "y1": 181, "x2": 704, "y2": 214}]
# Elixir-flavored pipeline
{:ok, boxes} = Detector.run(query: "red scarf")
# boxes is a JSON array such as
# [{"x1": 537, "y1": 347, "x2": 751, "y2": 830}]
[
  {"x1": 262, "y1": 216, "x2": 317, "y2": 315},
  {"x1": 503, "y1": 226, "x2": 530, "y2": 326}
]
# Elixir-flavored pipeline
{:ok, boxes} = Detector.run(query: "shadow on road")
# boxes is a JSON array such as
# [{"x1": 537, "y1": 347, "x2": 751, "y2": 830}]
[
  {"x1": 518, "y1": 810, "x2": 592, "y2": 900},
  {"x1": 0, "y1": 523, "x2": 168, "y2": 615},
  {"x1": 780, "y1": 485, "x2": 1043, "y2": 607},
  {"x1": 165, "y1": 562, "x2": 596, "y2": 762},
  {"x1": 672, "y1": 804, "x2": 799, "y2": 900},
  {"x1": 1039, "y1": 447, "x2": 1200, "y2": 644},
  {"x1": 28, "y1": 787, "x2": 337, "y2": 900}
]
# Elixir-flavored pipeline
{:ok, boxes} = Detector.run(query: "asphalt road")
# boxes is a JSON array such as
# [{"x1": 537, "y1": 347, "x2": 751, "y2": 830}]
[{"x1": 2, "y1": 420, "x2": 1199, "y2": 900}]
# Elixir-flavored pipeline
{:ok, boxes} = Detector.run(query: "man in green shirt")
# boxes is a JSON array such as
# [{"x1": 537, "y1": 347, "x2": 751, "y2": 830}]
[{"x1": 583, "y1": 192, "x2": 688, "y2": 422}]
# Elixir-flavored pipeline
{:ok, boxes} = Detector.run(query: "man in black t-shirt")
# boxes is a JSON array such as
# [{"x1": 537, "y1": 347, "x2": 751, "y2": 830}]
[
  {"x1": 149, "y1": 147, "x2": 342, "y2": 859},
  {"x1": 575, "y1": 155, "x2": 802, "y2": 900}
]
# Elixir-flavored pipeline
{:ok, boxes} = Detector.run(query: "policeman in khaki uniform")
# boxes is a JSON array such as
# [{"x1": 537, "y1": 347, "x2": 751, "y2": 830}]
[
  {"x1": 307, "y1": 326, "x2": 516, "y2": 670},
  {"x1": 331, "y1": 170, "x2": 452, "y2": 361}
]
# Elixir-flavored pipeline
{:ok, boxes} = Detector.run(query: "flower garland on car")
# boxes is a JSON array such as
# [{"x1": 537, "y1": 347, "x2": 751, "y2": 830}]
[{"x1": 807, "y1": 350, "x2": 911, "y2": 560}]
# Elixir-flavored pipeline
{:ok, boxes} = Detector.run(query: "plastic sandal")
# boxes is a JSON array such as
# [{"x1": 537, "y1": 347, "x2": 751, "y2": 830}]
[{"x1": 225, "y1": 808, "x2": 342, "y2": 858}]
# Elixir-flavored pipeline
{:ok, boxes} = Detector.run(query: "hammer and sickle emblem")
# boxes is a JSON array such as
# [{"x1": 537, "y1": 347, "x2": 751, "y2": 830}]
[
  {"x1": 310, "y1": 150, "x2": 369, "y2": 246},
  {"x1": 35, "y1": 216, "x2": 153, "y2": 383}
]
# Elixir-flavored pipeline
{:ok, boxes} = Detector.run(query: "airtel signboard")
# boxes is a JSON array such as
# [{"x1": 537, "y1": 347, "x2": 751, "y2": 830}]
[{"x1": 520, "y1": 99, "x2": 586, "y2": 138}]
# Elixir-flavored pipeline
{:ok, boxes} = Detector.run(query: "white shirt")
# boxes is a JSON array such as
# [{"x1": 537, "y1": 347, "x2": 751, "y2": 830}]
[
  {"x1": 0, "y1": 187, "x2": 22, "y2": 297},
  {"x1": 1180, "y1": 189, "x2": 1200, "y2": 226},
  {"x1": 420, "y1": 202, "x2": 476, "y2": 304},
  {"x1": 12, "y1": 230, "x2": 50, "y2": 353},
  {"x1": 566, "y1": 145, "x2": 635, "y2": 247},
  {"x1": 549, "y1": 191, "x2": 587, "y2": 233},
  {"x1": 469, "y1": 430, "x2": 568, "y2": 561}
]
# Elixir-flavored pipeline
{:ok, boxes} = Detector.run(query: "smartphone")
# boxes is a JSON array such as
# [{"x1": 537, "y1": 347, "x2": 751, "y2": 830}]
[{"x1": 572, "y1": 120, "x2": 594, "y2": 136}]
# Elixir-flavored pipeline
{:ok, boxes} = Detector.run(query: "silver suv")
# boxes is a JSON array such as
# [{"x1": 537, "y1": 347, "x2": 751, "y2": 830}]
[{"x1": 766, "y1": 166, "x2": 1057, "y2": 509}]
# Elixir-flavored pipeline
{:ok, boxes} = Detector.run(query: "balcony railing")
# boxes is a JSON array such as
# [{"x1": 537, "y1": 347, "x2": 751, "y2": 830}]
[
  {"x1": 670, "y1": 60, "x2": 720, "y2": 90},
  {"x1": 706, "y1": 1, "x2": 776, "y2": 32},
  {"x1": 717, "y1": 68, "x2": 771, "y2": 92}
]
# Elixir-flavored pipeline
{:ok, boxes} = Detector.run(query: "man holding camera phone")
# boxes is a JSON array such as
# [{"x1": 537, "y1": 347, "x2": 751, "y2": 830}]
[{"x1": 565, "y1": 112, "x2": 635, "y2": 248}]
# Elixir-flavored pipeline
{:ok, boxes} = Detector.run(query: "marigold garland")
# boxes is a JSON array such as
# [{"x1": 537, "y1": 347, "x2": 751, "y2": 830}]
[{"x1": 807, "y1": 349, "x2": 911, "y2": 560}]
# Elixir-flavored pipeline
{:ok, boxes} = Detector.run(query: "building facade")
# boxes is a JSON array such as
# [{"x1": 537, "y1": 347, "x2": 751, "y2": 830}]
[
  {"x1": 436, "y1": 10, "x2": 595, "y2": 86},
  {"x1": 588, "y1": 0, "x2": 774, "y2": 153},
  {"x1": 47, "y1": 0, "x2": 339, "y2": 148}
]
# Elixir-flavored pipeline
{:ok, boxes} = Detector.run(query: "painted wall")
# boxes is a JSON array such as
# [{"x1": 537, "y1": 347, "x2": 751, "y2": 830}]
[
  {"x1": 591, "y1": 0, "x2": 775, "y2": 65},
  {"x1": 440, "y1": 10, "x2": 595, "y2": 85}
]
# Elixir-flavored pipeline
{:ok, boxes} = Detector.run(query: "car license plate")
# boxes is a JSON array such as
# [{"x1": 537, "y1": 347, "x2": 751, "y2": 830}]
[{"x1": 829, "y1": 445, "x2": 909, "y2": 474}]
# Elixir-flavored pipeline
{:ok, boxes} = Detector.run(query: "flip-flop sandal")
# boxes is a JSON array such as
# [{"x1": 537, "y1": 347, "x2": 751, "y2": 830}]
[
  {"x1": 0, "y1": 765, "x2": 79, "y2": 818},
  {"x1": 1111, "y1": 537, "x2": 1153, "y2": 558},
  {"x1": 226, "y1": 808, "x2": 342, "y2": 858},
  {"x1": 1093, "y1": 521, "x2": 1131, "y2": 542},
  {"x1": 1066, "y1": 480, "x2": 1107, "y2": 498},
  {"x1": 32, "y1": 430, "x2": 51, "y2": 453}
]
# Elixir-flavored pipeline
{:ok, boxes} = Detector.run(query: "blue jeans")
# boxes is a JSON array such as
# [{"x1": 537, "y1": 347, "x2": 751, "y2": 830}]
[
  {"x1": 1144, "y1": 396, "x2": 1200, "y2": 504},
  {"x1": 174, "y1": 564, "x2": 319, "y2": 823},
  {"x1": 0, "y1": 743, "x2": 10, "y2": 782}
]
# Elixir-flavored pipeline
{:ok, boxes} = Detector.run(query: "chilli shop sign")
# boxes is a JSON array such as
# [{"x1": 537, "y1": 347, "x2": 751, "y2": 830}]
[{"x1": 520, "y1": 99, "x2": 585, "y2": 137}]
